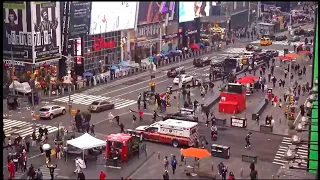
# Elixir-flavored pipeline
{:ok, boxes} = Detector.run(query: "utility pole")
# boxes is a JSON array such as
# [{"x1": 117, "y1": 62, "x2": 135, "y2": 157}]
[{"x1": 10, "y1": 46, "x2": 16, "y2": 95}]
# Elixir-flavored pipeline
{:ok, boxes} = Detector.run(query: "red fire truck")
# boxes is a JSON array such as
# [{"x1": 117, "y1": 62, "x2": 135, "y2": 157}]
[
  {"x1": 105, "y1": 131, "x2": 145, "y2": 162},
  {"x1": 135, "y1": 119, "x2": 199, "y2": 147}
]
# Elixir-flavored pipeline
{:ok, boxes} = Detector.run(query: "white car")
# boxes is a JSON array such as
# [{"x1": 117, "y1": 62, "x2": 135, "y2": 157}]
[
  {"x1": 173, "y1": 75, "x2": 194, "y2": 84},
  {"x1": 39, "y1": 105, "x2": 66, "y2": 120}
]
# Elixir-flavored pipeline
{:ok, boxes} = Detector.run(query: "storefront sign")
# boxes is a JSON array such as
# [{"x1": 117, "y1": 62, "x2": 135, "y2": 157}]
[
  {"x1": 3, "y1": 2, "x2": 33, "y2": 62},
  {"x1": 69, "y1": 2, "x2": 91, "y2": 38},
  {"x1": 230, "y1": 116, "x2": 247, "y2": 128},
  {"x1": 89, "y1": 2, "x2": 137, "y2": 35},
  {"x1": 137, "y1": 24, "x2": 162, "y2": 37},
  {"x1": 185, "y1": 30, "x2": 198, "y2": 36},
  {"x1": 162, "y1": 33, "x2": 178, "y2": 39},
  {"x1": 92, "y1": 37, "x2": 116, "y2": 51},
  {"x1": 138, "y1": 2, "x2": 176, "y2": 25},
  {"x1": 75, "y1": 38, "x2": 82, "y2": 64},
  {"x1": 3, "y1": 60, "x2": 26, "y2": 66},
  {"x1": 32, "y1": 2, "x2": 61, "y2": 62}
]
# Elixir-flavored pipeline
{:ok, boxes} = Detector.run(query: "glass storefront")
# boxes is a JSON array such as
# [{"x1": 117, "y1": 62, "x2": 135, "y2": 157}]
[{"x1": 83, "y1": 31, "x2": 122, "y2": 73}]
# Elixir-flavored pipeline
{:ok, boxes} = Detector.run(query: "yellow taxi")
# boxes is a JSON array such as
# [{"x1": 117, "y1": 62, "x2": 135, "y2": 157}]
[{"x1": 260, "y1": 37, "x2": 272, "y2": 46}]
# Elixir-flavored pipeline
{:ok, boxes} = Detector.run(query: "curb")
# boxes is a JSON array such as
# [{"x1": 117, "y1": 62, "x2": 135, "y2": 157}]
[{"x1": 125, "y1": 151, "x2": 156, "y2": 179}]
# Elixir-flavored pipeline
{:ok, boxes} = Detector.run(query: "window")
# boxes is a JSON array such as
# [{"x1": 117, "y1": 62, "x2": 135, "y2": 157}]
[
  {"x1": 243, "y1": 2, "x2": 245, "y2": 7},
  {"x1": 234, "y1": 2, "x2": 237, "y2": 10}
]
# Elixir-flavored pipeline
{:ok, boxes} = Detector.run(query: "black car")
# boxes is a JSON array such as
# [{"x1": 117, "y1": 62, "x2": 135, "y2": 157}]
[
  {"x1": 304, "y1": 30, "x2": 314, "y2": 37},
  {"x1": 193, "y1": 57, "x2": 211, "y2": 67},
  {"x1": 162, "y1": 112, "x2": 198, "y2": 122},
  {"x1": 246, "y1": 44, "x2": 262, "y2": 52},
  {"x1": 275, "y1": 35, "x2": 287, "y2": 41},
  {"x1": 167, "y1": 67, "x2": 185, "y2": 78},
  {"x1": 265, "y1": 50, "x2": 279, "y2": 57},
  {"x1": 294, "y1": 29, "x2": 305, "y2": 36}
]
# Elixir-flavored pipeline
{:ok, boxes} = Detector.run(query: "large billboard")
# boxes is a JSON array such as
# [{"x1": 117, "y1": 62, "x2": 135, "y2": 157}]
[
  {"x1": 3, "y1": 2, "x2": 33, "y2": 62},
  {"x1": 89, "y1": 2, "x2": 137, "y2": 35},
  {"x1": 179, "y1": 2, "x2": 210, "y2": 23},
  {"x1": 137, "y1": 2, "x2": 176, "y2": 25},
  {"x1": 69, "y1": 2, "x2": 91, "y2": 38},
  {"x1": 32, "y1": 2, "x2": 61, "y2": 62}
]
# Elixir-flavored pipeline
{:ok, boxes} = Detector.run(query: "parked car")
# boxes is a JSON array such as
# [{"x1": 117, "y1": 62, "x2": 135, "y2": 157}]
[
  {"x1": 290, "y1": 36, "x2": 301, "y2": 42},
  {"x1": 88, "y1": 100, "x2": 115, "y2": 112},
  {"x1": 265, "y1": 50, "x2": 279, "y2": 57},
  {"x1": 275, "y1": 35, "x2": 287, "y2": 41},
  {"x1": 167, "y1": 67, "x2": 185, "y2": 78},
  {"x1": 193, "y1": 57, "x2": 211, "y2": 67},
  {"x1": 294, "y1": 29, "x2": 305, "y2": 36},
  {"x1": 173, "y1": 75, "x2": 194, "y2": 84},
  {"x1": 161, "y1": 112, "x2": 198, "y2": 122},
  {"x1": 39, "y1": 105, "x2": 66, "y2": 120}
]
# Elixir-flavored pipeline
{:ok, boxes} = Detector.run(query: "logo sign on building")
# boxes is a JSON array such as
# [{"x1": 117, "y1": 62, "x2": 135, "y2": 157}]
[
  {"x1": 179, "y1": 2, "x2": 211, "y2": 23},
  {"x1": 75, "y1": 38, "x2": 82, "y2": 64},
  {"x1": 137, "y1": 23, "x2": 162, "y2": 37},
  {"x1": 138, "y1": 2, "x2": 176, "y2": 25},
  {"x1": 3, "y1": 2, "x2": 33, "y2": 62},
  {"x1": 32, "y1": 2, "x2": 62, "y2": 62},
  {"x1": 89, "y1": 2, "x2": 137, "y2": 35},
  {"x1": 92, "y1": 36, "x2": 116, "y2": 52},
  {"x1": 69, "y1": 2, "x2": 91, "y2": 38}
]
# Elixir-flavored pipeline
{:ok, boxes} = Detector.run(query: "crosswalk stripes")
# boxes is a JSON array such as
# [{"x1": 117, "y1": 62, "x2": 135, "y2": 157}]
[
  {"x1": 249, "y1": 40, "x2": 304, "y2": 46},
  {"x1": 38, "y1": 164, "x2": 60, "y2": 179},
  {"x1": 273, "y1": 137, "x2": 309, "y2": 169},
  {"x1": 3, "y1": 119, "x2": 58, "y2": 139},
  {"x1": 13, "y1": 171, "x2": 25, "y2": 179},
  {"x1": 223, "y1": 47, "x2": 294, "y2": 57},
  {"x1": 52, "y1": 93, "x2": 137, "y2": 109}
]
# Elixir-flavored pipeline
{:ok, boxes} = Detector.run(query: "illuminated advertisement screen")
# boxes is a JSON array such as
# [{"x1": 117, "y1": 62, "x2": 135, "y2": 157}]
[
  {"x1": 89, "y1": 2, "x2": 137, "y2": 35},
  {"x1": 179, "y1": 2, "x2": 210, "y2": 23}
]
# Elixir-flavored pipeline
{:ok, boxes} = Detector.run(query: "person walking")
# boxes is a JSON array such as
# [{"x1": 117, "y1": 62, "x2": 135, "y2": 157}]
[
  {"x1": 164, "y1": 156, "x2": 169, "y2": 170},
  {"x1": 8, "y1": 160, "x2": 15, "y2": 179},
  {"x1": 170, "y1": 155, "x2": 177, "y2": 175},
  {"x1": 245, "y1": 132, "x2": 252, "y2": 149},
  {"x1": 36, "y1": 168, "x2": 43, "y2": 180},
  {"x1": 99, "y1": 171, "x2": 106, "y2": 180}
]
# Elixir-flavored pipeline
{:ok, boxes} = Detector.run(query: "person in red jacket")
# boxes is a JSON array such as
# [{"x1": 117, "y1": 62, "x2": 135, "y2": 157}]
[
  {"x1": 99, "y1": 170, "x2": 106, "y2": 180},
  {"x1": 8, "y1": 160, "x2": 15, "y2": 179}
]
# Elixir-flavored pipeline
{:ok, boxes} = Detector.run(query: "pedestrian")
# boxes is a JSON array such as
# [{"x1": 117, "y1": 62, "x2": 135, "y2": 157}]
[
  {"x1": 170, "y1": 155, "x2": 177, "y2": 175},
  {"x1": 132, "y1": 114, "x2": 137, "y2": 124},
  {"x1": 119, "y1": 123, "x2": 124, "y2": 133},
  {"x1": 27, "y1": 164, "x2": 36, "y2": 180},
  {"x1": 12, "y1": 153, "x2": 19, "y2": 172},
  {"x1": 282, "y1": 80, "x2": 286, "y2": 87},
  {"x1": 217, "y1": 162, "x2": 224, "y2": 176},
  {"x1": 303, "y1": 66, "x2": 306, "y2": 75},
  {"x1": 90, "y1": 124, "x2": 95, "y2": 136},
  {"x1": 279, "y1": 99, "x2": 283, "y2": 108},
  {"x1": 99, "y1": 171, "x2": 106, "y2": 180},
  {"x1": 31, "y1": 131, "x2": 37, "y2": 147},
  {"x1": 293, "y1": 45, "x2": 296, "y2": 52},
  {"x1": 153, "y1": 110, "x2": 157, "y2": 122},
  {"x1": 163, "y1": 170, "x2": 169, "y2": 180},
  {"x1": 228, "y1": 172, "x2": 235, "y2": 180},
  {"x1": 255, "y1": 113, "x2": 260, "y2": 125},
  {"x1": 39, "y1": 141, "x2": 44, "y2": 154},
  {"x1": 7, "y1": 137, "x2": 13, "y2": 150},
  {"x1": 221, "y1": 166, "x2": 228, "y2": 180},
  {"x1": 25, "y1": 136, "x2": 31, "y2": 153},
  {"x1": 115, "y1": 115, "x2": 120, "y2": 126},
  {"x1": 55, "y1": 145, "x2": 61, "y2": 159},
  {"x1": 273, "y1": 96, "x2": 278, "y2": 107},
  {"x1": 300, "y1": 105, "x2": 305, "y2": 116},
  {"x1": 143, "y1": 100, "x2": 147, "y2": 110},
  {"x1": 18, "y1": 154, "x2": 24, "y2": 172},
  {"x1": 47, "y1": 164, "x2": 57, "y2": 180},
  {"x1": 245, "y1": 132, "x2": 251, "y2": 149},
  {"x1": 36, "y1": 168, "x2": 43, "y2": 180},
  {"x1": 250, "y1": 169, "x2": 258, "y2": 180},
  {"x1": 268, "y1": 73, "x2": 272, "y2": 83},
  {"x1": 164, "y1": 156, "x2": 169, "y2": 170},
  {"x1": 8, "y1": 160, "x2": 15, "y2": 179},
  {"x1": 78, "y1": 171, "x2": 85, "y2": 180}
]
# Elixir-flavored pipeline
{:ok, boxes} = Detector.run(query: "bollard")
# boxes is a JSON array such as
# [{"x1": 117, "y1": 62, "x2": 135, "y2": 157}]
[
  {"x1": 158, "y1": 151, "x2": 160, "y2": 159},
  {"x1": 211, "y1": 162, "x2": 214, "y2": 172},
  {"x1": 184, "y1": 158, "x2": 187, "y2": 165},
  {"x1": 240, "y1": 168, "x2": 243, "y2": 177}
]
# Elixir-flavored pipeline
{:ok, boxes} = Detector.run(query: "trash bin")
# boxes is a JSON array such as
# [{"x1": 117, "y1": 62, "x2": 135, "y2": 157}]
[{"x1": 211, "y1": 144, "x2": 230, "y2": 159}]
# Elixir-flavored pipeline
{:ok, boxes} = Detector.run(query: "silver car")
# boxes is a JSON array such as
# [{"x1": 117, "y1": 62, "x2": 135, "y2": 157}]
[{"x1": 39, "y1": 105, "x2": 66, "y2": 120}]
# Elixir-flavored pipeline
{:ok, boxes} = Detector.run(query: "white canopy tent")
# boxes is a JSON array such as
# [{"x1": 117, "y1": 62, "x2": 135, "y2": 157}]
[{"x1": 66, "y1": 133, "x2": 105, "y2": 160}]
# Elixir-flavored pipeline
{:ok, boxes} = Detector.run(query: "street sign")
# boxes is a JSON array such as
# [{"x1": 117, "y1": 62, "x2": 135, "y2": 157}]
[{"x1": 149, "y1": 57, "x2": 153, "y2": 62}]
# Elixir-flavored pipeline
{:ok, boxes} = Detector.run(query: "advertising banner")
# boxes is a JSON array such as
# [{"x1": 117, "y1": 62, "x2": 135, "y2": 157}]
[
  {"x1": 137, "y1": 2, "x2": 176, "y2": 25},
  {"x1": 179, "y1": 2, "x2": 211, "y2": 23},
  {"x1": 89, "y1": 2, "x2": 137, "y2": 35},
  {"x1": 3, "y1": 2, "x2": 33, "y2": 62},
  {"x1": 32, "y1": 2, "x2": 61, "y2": 62},
  {"x1": 69, "y1": 2, "x2": 91, "y2": 38}
]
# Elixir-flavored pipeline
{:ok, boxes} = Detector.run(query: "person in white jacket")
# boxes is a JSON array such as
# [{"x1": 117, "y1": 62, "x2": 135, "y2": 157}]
[{"x1": 74, "y1": 158, "x2": 82, "y2": 174}]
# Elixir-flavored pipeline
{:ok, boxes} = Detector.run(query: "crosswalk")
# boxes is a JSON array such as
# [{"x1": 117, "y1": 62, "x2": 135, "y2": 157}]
[
  {"x1": 38, "y1": 164, "x2": 61, "y2": 179},
  {"x1": 273, "y1": 137, "x2": 309, "y2": 169},
  {"x1": 52, "y1": 93, "x2": 136, "y2": 109},
  {"x1": 223, "y1": 47, "x2": 294, "y2": 56},
  {"x1": 4, "y1": 119, "x2": 58, "y2": 139},
  {"x1": 250, "y1": 40, "x2": 304, "y2": 46},
  {"x1": 13, "y1": 171, "x2": 25, "y2": 179}
]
